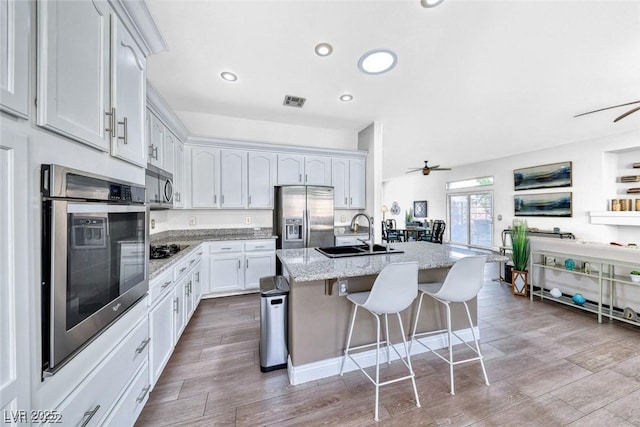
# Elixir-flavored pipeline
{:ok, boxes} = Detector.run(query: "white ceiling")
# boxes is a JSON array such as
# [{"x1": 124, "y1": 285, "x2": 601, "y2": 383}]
[{"x1": 145, "y1": 0, "x2": 640, "y2": 180}]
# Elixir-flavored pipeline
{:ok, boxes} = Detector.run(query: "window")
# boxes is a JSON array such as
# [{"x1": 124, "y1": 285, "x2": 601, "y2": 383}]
[
  {"x1": 446, "y1": 176, "x2": 493, "y2": 190},
  {"x1": 448, "y1": 191, "x2": 494, "y2": 247}
]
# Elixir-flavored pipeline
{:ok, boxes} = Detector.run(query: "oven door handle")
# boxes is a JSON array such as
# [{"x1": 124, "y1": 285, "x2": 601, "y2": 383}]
[{"x1": 66, "y1": 203, "x2": 146, "y2": 214}]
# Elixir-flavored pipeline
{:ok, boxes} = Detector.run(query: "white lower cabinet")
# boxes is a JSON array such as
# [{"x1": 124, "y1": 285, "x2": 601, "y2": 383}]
[
  {"x1": 173, "y1": 277, "x2": 187, "y2": 344},
  {"x1": 148, "y1": 290, "x2": 175, "y2": 386},
  {"x1": 50, "y1": 313, "x2": 149, "y2": 426},
  {"x1": 101, "y1": 361, "x2": 150, "y2": 426},
  {"x1": 206, "y1": 240, "x2": 276, "y2": 294}
]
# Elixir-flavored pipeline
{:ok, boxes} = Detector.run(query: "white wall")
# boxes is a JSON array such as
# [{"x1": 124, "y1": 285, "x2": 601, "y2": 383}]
[
  {"x1": 177, "y1": 111, "x2": 357, "y2": 150},
  {"x1": 383, "y1": 130, "x2": 640, "y2": 248}
]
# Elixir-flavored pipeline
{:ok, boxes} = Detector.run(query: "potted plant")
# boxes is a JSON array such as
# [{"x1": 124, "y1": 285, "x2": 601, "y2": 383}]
[
  {"x1": 631, "y1": 270, "x2": 640, "y2": 283},
  {"x1": 405, "y1": 208, "x2": 412, "y2": 226},
  {"x1": 510, "y1": 219, "x2": 530, "y2": 296}
]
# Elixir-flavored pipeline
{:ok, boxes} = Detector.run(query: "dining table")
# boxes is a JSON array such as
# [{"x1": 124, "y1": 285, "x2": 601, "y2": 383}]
[{"x1": 394, "y1": 226, "x2": 431, "y2": 241}]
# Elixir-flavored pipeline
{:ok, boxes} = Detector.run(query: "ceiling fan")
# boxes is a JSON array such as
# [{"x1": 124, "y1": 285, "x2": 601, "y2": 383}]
[
  {"x1": 574, "y1": 100, "x2": 640, "y2": 122},
  {"x1": 406, "y1": 160, "x2": 452, "y2": 176}
]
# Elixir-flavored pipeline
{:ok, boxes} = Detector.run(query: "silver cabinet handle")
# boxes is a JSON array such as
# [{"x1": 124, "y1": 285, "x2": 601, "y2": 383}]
[
  {"x1": 174, "y1": 297, "x2": 179, "y2": 313},
  {"x1": 305, "y1": 174, "x2": 308, "y2": 182},
  {"x1": 344, "y1": 197, "x2": 347, "y2": 205},
  {"x1": 190, "y1": 259, "x2": 195, "y2": 265},
  {"x1": 214, "y1": 194, "x2": 217, "y2": 204},
  {"x1": 148, "y1": 144, "x2": 154, "y2": 158},
  {"x1": 161, "y1": 281, "x2": 172, "y2": 289},
  {"x1": 197, "y1": 252, "x2": 203, "y2": 256},
  {"x1": 135, "y1": 337, "x2": 151, "y2": 354},
  {"x1": 237, "y1": 259, "x2": 241, "y2": 269},
  {"x1": 179, "y1": 267, "x2": 187, "y2": 274},
  {"x1": 299, "y1": 173, "x2": 302, "y2": 183},
  {"x1": 196, "y1": 272, "x2": 200, "y2": 282},
  {"x1": 152, "y1": 146, "x2": 159, "y2": 160},
  {"x1": 81, "y1": 405, "x2": 100, "y2": 427},
  {"x1": 221, "y1": 194, "x2": 225, "y2": 204},
  {"x1": 136, "y1": 385, "x2": 151, "y2": 404},
  {"x1": 246, "y1": 259, "x2": 249, "y2": 268},
  {"x1": 105, "y1": 108, "x2": 116, "y2": 137},
  {"x1": 248, "y1": 195, "x2": 251, "y2": 206},
  {"x1": 350, "y1": 197, "x2": 353, "y2": 205},
  {"x1": 255, "y1": 245, "x2": 264, "y2": 249},
  {"x1": 118, "y1": 116, "x2": 128, "y2": 144},
  {"x1": 221, "y1": 247, "x2": 232, "y2": 250}
]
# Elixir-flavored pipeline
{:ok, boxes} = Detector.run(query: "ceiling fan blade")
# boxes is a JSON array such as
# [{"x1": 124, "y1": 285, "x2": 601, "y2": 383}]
[
  {"x1": 574, "y1": 100, "x2": 640, "y2": 118},
  {"x1": 613, "y1": 105, "x2": 640, "y2": 122},
  {"x1": 432, "y1": 167, "x2": 452, "y2": 171},
  {"x1": 429, "y1": 164, "x2": 440, "y2": 169},
  {"x1": 405, "y1": 169, "x2": 422, "y2": 174}
]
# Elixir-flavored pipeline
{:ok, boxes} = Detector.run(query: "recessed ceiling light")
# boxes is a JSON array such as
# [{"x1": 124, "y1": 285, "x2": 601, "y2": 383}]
[
  {"x1": 340, "y1": 94, "x2": 353, "y2": 102},
  {"x1": 358, "y1": 49, "x2": 397, "y2": 75},
  {"x1": 220, "y1": 71, "x2": 237, "y2": 81},
  {"x1": 420, "y1": 0, "x2": 444, "y2": 7},
  {"x1": 315, "y1": 43, "x2": 333, "y2": 57}
]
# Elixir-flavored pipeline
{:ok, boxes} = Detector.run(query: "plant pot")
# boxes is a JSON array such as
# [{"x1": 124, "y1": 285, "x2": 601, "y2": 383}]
[
  {"x1": 512, "y1": 270, "x2": 528, "y2": 296},
  {"x1": 630, "y1": 274, "x2": 640, "y2": 283}
]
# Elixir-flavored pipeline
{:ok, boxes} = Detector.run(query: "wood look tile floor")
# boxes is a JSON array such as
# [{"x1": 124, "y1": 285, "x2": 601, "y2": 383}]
[{"x1": 136, "y1": 264, "x2": 640, "y2": 426}]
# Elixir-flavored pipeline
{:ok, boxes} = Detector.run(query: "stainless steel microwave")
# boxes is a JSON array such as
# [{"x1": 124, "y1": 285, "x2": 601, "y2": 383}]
[
  {"x1": 41, "y1": 164, "x2": 148, "y2": 374},
  {"x1": 145, "y1": 164, "x2": 173, "y2": 209}
]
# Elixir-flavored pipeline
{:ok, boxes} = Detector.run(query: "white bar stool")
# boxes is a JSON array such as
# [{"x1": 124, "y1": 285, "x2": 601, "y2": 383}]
[
  {"x1": 339, "y1": 262, "x2": 421, "y2": 421},
  {"x1": 410, "y1": 255, "x2": 489, "y2": 395}
]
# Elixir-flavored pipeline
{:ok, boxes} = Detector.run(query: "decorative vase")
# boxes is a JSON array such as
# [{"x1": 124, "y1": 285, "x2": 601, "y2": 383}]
[{"x1": 512, "y1": 270, "x2": 528, "y2": 296}]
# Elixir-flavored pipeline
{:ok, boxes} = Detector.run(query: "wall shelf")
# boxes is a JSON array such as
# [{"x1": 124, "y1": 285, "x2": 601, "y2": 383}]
[{"x1": 589, "y1": 211, "x2": 640, "y2": 226}]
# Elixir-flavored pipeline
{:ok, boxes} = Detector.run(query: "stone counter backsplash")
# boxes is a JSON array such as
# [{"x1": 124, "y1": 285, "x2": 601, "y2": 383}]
[{"x1": 150, "y1": 227, "x2": 274, "y2": 244}]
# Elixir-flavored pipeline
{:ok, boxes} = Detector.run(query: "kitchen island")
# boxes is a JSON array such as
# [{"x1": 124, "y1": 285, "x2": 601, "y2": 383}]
[{"x1": 277, "y1": 241, "x2": 508, "y2": 384}]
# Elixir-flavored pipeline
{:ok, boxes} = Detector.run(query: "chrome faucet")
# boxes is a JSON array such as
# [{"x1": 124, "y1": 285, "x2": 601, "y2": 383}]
[{"x1": 351, "y1": 213, "x2": 373, "y2": 253}]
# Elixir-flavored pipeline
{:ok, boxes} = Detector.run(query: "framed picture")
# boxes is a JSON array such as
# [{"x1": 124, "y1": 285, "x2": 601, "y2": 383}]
[
  {"x1": 413, "y1": 200, "x2": 427, "y2": 218},
  {"x1": 514, "y1": 192, "x2": 572, "y2": 217},
  {"x1": 514, "y1": 161, "x2": 572, "y2": 191}
]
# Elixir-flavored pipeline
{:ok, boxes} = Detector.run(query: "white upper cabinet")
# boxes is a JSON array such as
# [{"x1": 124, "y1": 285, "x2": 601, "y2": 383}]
[
  {"x1": 220, "y1": 149, "x2": 247, "y2": 208},
  {"x1": 148, "y1": 112, "x2": 165, "y2": 168},
  {"x1": 190, "y1": 146, "x2": 220, "y2": 208},
  {"x1": 348, "y1": 158, "x2": 366, "y2": 209},
  {"x1": 110, "y1": 16, "x2": 146, "y2": 166},
  {"x1": 38, "y1": 0, "x2": 111, "y2": 151},
  {"x1": 332, "y1": 157, "x2": 349, "y2": 208},
  {"x1": 173, "y1": 140, "x2": 184, "y2": 208},
  {"x1": 304, "y1": 155, "x2": 332, "y2": 186},
  {"x1": 277, "y1": 154, "x2": 305, "y2": 185},
  {"x1": 0, "y1": 0, "x2": 30, "y2": 118},
  {"x1": 248, "y1": 151, "x2": 276, "y2": 208},
  {"x1": 332, "y1": 157, "x2": 365, "y2": 209},
  {"x1": 277, "y1": 154, "x2": 331, "y2": 186},
  {"x1": 164, "y1": 131, "x2": 175, "y2": 174}
]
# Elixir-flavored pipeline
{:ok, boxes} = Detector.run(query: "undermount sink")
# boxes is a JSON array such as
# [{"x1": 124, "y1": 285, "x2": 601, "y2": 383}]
[{"x1": 315, "y1": 244, "x2": 404, "y2": 258}]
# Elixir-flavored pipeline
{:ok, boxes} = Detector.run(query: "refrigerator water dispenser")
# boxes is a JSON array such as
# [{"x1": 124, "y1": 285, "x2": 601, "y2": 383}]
[{"x1": 284, "y1": 217, "x2": 303, "y2": 242}]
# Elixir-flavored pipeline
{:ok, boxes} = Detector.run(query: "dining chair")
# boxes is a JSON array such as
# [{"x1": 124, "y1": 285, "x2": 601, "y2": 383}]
[{"x1": 382, "y1": 221, "x2": 403, "y2": 243}]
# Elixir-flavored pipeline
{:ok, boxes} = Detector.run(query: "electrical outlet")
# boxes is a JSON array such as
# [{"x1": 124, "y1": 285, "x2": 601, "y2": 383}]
[
  {"x1": 340, "y1": 215, "x2": 346, "y2": 222},
  {"x1": 338, "y1": 279, "x2": 348, "y2": 296},
  {"x1": 245, "y1": 216, "x2": 251, "y2": 224},
  {"x1": 188, "y1": 217, "x2": 196, "y2": 226},
  {"x1": 150, "y1": 219, "x2": 155, "y2": 230}
]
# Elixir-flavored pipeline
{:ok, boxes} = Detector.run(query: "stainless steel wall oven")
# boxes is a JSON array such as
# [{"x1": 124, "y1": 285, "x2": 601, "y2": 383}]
[{"x1": 41, "y1": 165, "x2": 148, "y2": 374}]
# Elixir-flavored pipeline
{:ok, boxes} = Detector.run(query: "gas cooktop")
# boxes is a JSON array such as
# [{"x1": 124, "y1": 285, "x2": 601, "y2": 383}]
[{"x1": 149, "y1": 243, "x2": 186, "y2": 260}]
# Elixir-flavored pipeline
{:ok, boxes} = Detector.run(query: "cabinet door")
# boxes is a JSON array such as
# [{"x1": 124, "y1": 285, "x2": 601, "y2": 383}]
[
  {"x1": 191, "y1": 146, "x2": 220, "y2": 208},
  {"x1": 184, "y1": 274, "x2": 194, "y2": 321},
  {"x1": 0, "y1": 129, "x2": 29, "y2": 424},
  {"x1": 277, "y1": 154, "x2": 304, "y2": 185},
  {"x1": 220, "y1": 149, "x2": 247, "y2": 208},
  {"x1": 173, "y1": 140, "x2": 185, "y2": 208},
  {"x1": 0, "y1": 0, "x2": 30, "y2": 118},
  {"x1": 148, "y1": 292, "x2": 175, "y2": 386},
  {"x1": 331, "y1": 158, "x2": 349, "y2": 209},
  {"x1": 210, "y1": 255, "x2": 244, "y2": 292},
  {"x1": 248, "y1": 151, "x2": 276, "y2": 208},
  {"x1": 148, "y1": 113, "x2": 164, "y2": 168},
  {"x1": 164, "y1": 131, "x2": 176, "y2": 174},
  {"x1": 37, "y1": 0, "x2": 111, "y2": 151},
  {"x1": 173, "y1": 279, "x2": 187, "y2": 342},
  {"x1": 305, "y1": 155, "x2": 332, "y2": 186},
  {"x1": 110, "y1": 16, "x2": 146, "y2": 167},
  {"x1": 349, "y1": 158, "x2": 366, "y2": 209},
  {"x1": 245, "y1": 252, "x2": 275, "y2": 290}
]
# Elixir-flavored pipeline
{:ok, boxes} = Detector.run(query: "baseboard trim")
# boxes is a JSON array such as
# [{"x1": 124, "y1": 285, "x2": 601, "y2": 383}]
[{"x1": 287, "y1": 327, "x2": 479, "y2": 385}]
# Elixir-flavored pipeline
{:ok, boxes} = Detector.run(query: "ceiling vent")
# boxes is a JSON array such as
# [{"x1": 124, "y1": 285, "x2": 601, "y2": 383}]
[{"x1": 283, "y1": 95, "x2": 306, "y2": 108}]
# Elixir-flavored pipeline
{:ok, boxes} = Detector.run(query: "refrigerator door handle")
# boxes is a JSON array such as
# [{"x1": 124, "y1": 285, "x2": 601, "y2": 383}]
[{"x1": 305, "y1": 209, "x2": 311, "y2": 247}]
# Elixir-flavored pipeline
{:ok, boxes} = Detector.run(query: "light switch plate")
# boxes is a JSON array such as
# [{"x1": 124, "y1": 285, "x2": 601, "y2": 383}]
[
  {"x1": 188, "y1": 217, "x2": 196, "y2": 226},
  {"x1": 245, "y1": 216, "x2": 251, "y2": 224}
]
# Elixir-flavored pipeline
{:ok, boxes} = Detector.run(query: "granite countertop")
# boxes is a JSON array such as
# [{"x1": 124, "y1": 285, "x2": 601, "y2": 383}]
[
  {"x1": 148, "y1": 228, "x2": 276, "y2": 280},
  {"x1": 276, "y1": 241, "x2": 508, "y2": 282}
]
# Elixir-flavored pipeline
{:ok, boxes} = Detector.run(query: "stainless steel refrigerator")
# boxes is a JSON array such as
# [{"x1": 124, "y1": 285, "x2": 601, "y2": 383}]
[{"x1": 274, "y1": 185, "x2": 335, "y2": 250}]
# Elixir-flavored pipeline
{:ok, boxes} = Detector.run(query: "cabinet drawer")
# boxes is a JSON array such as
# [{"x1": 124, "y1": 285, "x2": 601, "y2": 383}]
[
  {"x1": 51, "y1": 317, "x2": 150, "y2": 426},
  {"x1": 148, "y1": 269, "x2": 174, "y2": 307},
  {"x1": 245, "y1": 240, "x2": 275, "y2": 252},
  {"x1": 101, "y1": 361, "x2": 150, "y2": 426},
  {"x1": 209, "y1": 241, "x2": 244, "y2": 253},
  {"x1": 173, "y1": 258, "x2": 189, "y2": 281}
]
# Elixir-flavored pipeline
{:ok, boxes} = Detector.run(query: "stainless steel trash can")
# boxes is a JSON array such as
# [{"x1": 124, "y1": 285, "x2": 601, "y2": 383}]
[{"x1": 259, "y1": 275, "x2": 289, "y2": 372}]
